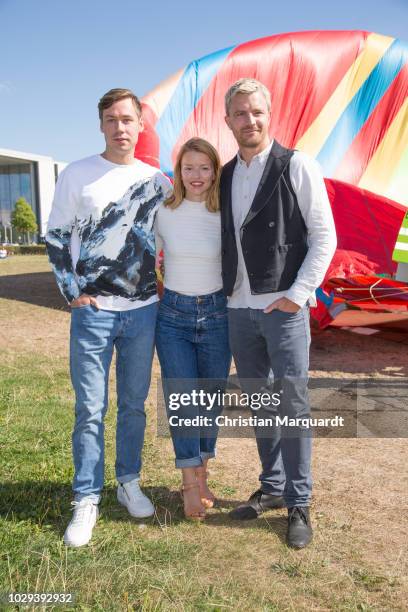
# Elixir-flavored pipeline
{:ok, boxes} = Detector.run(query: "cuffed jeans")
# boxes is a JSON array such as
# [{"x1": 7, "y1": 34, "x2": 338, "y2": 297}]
[
  {"x1": 69, "y1": 302, "x2": 158, "y2": 502},
  {"x1": 155, "y1": 289, "x2": 231, "y2": 468},
  {"x1": 228, "y1": 306, "x2": 312, "y2": 508}
]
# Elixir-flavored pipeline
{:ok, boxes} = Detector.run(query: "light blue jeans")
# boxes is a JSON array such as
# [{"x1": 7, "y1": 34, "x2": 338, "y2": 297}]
[
  {"x1": 69, "y1": 302, "x2": 158, "y2": 503},
  {"x1": 155, "y1": 289, "x2": 231, "y2": 468}
]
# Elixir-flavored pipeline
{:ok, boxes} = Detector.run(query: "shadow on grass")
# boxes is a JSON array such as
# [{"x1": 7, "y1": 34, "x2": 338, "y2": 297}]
[
  {"x1": 205, "y1": 506, "x2": 287, "y2": 541},
  {"x1": 0, "y1": 481, "x2": 287, "y2": 543},
  {"x1": 0, "y1": 272, "x2": 67, "y2": 310}
]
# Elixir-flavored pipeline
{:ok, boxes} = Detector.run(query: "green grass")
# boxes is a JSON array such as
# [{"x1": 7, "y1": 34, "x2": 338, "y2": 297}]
[
  {"x1": 0, "y1": 254, "x2": 50, "y2": 276},
  {"x1": 0, "y1": 257, "x2": 407, "y2": 610},
  {"x1": 0, "y1": 356, "x2": 405, "y2": 611}
]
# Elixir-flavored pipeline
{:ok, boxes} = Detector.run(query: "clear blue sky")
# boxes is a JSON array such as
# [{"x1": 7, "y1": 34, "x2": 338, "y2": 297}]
[{"x1": 1, "y1": 0, "x2": 407, "y2": 162}]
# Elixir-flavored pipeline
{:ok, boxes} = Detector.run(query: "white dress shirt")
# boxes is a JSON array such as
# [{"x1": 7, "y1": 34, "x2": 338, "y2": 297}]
[{"x1": 228, "y1": 141, "x2": 337, "y2": 309}]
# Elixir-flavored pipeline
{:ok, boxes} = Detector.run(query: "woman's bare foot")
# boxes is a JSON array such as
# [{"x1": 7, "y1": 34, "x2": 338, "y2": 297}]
[
  {"x1": 195, "y1": 462, "x2": 216, "y2": 508},
  {"x1": 181, "y1": 468, "x2": 206, "y2": 520}
]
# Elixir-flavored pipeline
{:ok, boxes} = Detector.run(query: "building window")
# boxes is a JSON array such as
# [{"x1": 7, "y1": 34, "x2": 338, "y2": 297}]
[
  {"x1": 0, "y1": 163, "x2": 35, "y2": 225},
  {"x1": 0, "y1": 163, "x2": 37, "y2": 242}
]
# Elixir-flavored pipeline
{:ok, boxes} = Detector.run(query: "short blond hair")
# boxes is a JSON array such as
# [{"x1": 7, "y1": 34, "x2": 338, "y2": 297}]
[
  {"x1": 165, "y1": 138, "x2": 221, "y2": 213},
  {"x1": 98, "y1": 88, "x2": 142, "y2": 120},
  {"x1": 225, "y1": 78, "x2": 271, "y2": 115}
]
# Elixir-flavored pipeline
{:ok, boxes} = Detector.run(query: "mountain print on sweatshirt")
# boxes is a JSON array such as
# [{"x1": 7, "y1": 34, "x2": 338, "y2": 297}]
[{"x1": 46, "y1": 175, "x2": 168, "y2": 303}]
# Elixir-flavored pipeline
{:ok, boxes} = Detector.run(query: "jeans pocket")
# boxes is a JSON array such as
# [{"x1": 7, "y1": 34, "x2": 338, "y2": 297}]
[
  {"x1": 275, "y1": 307, "x2": 303, "y2": 317},
  {"x1": 71, "y1": 303, "x2": 92, "y2": 311},
  {"x1": 158, "y1": 302, "x2": 178, "y2": 319}
]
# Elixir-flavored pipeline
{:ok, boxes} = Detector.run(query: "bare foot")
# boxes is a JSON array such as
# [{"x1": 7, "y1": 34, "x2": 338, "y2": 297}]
[
  {"x1": 181, "y1": 468, "x2": 206, "y2": 520},
  {"x1": 195, "y1": 464, "x2": 216, "y2": 508}
]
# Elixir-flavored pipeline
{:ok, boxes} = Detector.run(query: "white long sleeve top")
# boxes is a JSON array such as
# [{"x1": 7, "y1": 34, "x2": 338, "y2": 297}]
[{"x1": 155, "y1": 198, "x2": 223, "y2": 296}]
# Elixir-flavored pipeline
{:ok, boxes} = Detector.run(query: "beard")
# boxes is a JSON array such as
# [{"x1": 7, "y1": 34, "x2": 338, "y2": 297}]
[{"x1": 236, "y1": 130, "x2": 266, "y2": 148}]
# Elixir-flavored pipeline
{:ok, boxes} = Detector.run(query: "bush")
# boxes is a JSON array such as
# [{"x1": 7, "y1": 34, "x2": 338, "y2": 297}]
[
  {"x1": 0, "y1": 244, "x2": 47, "y2": 255},
  {"x1": 20, "y1": 245, "x2": 47, "y2": 255},
  {"x1": 11, "y1": 197, "x2": 38, "y2": 235}
]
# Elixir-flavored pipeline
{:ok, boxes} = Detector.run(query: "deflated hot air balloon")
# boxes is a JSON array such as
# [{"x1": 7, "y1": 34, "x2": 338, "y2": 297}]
[{"x1": 135, "y1": 30, "x2": 408, "y2": 329}]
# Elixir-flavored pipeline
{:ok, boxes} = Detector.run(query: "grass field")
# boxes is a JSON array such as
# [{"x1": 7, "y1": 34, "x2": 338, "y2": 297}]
[{"x1": 0, "y1": 256, "x2": 407, "y2": 611}]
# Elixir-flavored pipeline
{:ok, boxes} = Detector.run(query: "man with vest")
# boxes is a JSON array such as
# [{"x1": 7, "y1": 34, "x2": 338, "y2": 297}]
[{"x1": 221, "y1": 78, "x2": 337, "y2": 548}]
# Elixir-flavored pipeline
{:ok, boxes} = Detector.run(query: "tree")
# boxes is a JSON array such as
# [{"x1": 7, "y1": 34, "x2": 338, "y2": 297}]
[{"x1": 11, "y1": 197, "x2": 38, "y2": 243}]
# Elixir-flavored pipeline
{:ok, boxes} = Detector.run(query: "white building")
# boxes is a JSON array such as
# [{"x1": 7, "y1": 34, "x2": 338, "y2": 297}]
[{"x1": 0, "y1": 147, "x2": 66, "y2": 241}]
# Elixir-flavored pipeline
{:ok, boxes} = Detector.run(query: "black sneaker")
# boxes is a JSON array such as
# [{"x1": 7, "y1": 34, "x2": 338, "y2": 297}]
[
  {"x1": 286, "y1": 506, "x2": 313, "y2": 548},
  {"x1": 229, "y1": 489, "x2": 285, "y2": 520}
]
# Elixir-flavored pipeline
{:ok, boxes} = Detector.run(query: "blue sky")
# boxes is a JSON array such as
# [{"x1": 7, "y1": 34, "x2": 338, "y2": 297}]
[{"x1": 1, "y1": 0, "x2": 407, "y2": 162}]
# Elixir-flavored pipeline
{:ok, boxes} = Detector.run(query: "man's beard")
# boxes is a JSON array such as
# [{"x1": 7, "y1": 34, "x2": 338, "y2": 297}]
[{"x1": 237, "y1": 133, "x2": 263, "y2": 148}]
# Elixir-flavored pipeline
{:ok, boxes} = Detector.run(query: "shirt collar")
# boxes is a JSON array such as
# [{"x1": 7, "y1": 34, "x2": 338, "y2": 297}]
[{"x1": 236, "y1": 140, "x2": 274, "y2": 168}]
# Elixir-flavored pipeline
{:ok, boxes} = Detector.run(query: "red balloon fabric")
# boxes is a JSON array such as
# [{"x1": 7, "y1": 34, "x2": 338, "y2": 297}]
[{"x1": 136, "y1": 31, "x2": 408, "y2": 328}]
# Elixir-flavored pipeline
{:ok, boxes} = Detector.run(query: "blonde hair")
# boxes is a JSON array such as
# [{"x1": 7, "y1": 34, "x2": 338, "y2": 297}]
[
  {"x1": 165, "y1": 138, "x2": 221, "y2": 213},
  {"x1": 225, "y1": 78, "x2": 271, "y2": 115}
]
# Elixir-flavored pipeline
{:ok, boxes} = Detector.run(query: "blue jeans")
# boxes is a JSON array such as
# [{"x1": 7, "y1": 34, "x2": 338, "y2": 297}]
[
  {"x1": 228, "y1": 306, "x2": 312, "y2": 508},
  {"x1": 155, "y1": 289, "x2": 231, "y2": 468},
  {"x1": 69, "y1": 302, "x2": 158, "y2": 503}
]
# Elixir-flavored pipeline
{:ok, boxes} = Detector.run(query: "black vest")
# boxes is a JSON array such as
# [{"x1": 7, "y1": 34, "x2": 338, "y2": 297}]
[{"x1": 220, "y1": 140, "x2": 308, "y2": 296}]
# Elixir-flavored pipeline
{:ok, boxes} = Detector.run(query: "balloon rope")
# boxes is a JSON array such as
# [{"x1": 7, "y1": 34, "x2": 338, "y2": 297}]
[
  {"x1": 334, "y1": 286, "x2": 408, "y2": 292},
  {"x1": 333, "y1": 285, "x2": 408, "y2": 304},
  {"x1": 369, "y1": 278, "x2": 382, "y2": 304}
]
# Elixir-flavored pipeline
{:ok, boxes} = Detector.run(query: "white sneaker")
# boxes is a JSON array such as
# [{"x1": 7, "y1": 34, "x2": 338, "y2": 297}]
[
  {"x1": 63, "y1": 498, "x2": 99, "y2": 547},
  {"x1": 117, "y1": 480, "x2": 154, "y2": 518}
]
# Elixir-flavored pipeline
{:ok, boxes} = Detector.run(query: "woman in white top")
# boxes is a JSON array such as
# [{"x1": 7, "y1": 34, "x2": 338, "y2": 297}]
[{"x1": 155, "y1": 138, "x2": 231, "y2": 520}]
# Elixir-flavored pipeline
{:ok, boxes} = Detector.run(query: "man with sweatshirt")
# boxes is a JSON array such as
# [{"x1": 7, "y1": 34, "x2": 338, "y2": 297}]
[{"x1": 46, "y1": 88, "x2": 171, "y2": 547}]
